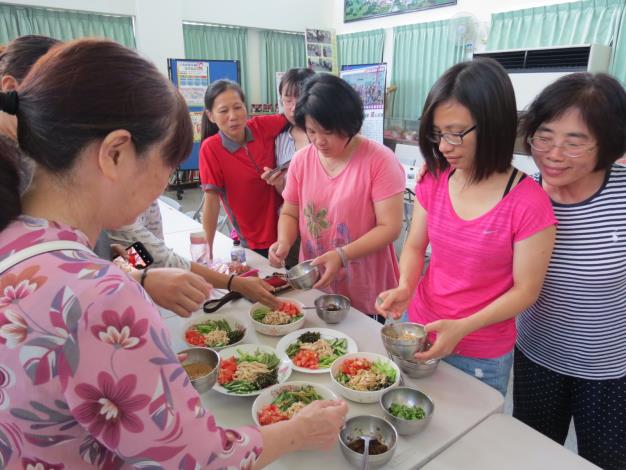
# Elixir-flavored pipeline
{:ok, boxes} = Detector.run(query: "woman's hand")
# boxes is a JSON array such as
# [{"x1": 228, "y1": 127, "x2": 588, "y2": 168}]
[
  {"x1": 415, "y1": 163, "x2": 427, "y2": 183},
  {"x1": 375, "y1": 286, "x2": 413, "y2": 319},
  {"x1": 290, "y1": 400, "x2": 348, "y2": 451},
  {"x1": 110, "y1": 243, "x2": 128, "y2": 260},
  {"x1": 231, "y1": 276, "x2": 279, "y2": 309},
  {"x1": 268, "y1": 240, "x2": 290, "y2": 268},
  {"x1": 143, "y1": 268, "x2": 212, "y2": 317},
  {"x1": 413, "y1": 319, "x2": 470, "y2": 361},
  {"x1": 311, "y1": 250, "x2": 342, "y2": 289},
  {"x1": 261, "y1": 166, "x2": 286, "y2": 192}
]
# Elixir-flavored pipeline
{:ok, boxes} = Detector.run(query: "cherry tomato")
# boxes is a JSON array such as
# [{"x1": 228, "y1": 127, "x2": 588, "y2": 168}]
[
  {"x1": 293, "y1": 349, "x2": 319, "y2": 369},
  {"x1": 185, "y1": 329, "x2": 205, "y2": 346},
  {"x1": 258, "y1": 404, "x2": 289, "y2": 426},
  {"x1": 218, "y1": 357, "x2": 238, "y2": 385},
  {"x1": 341, "y1": 358, "x2": 371, "y2": 376},
  {"x1": 278, "y1": 302, "x2": 301, "y2": 317}
]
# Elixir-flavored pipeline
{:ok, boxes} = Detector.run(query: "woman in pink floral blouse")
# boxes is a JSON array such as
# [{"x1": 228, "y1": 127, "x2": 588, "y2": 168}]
[{"x1": 0, "y1": 39, "x2": 347, "y2": 469}]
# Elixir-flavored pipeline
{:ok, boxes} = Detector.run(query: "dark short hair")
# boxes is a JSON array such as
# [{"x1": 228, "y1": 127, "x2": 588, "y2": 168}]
[
  {"x1": 294, "y1": 73, "x2": 363, "y2": 138},
  {"x1": 0, "y1": 135, "x2": 21, "y2": 230},
  {"x1": 279, "y1": 68, "x2": 315, "y2": 97},
  {"x1": 0, "y1": 39, "x2": 192, "y2": 229},
  {"x1": 201, "y1": 79, "x2": 246, "y2": 141},
  {"x1": 418, "y1": 57, "x2": 517, "y2": 182},
  {"x1": 0, "y1": 35, "x2": 61, "y2": 83},
  {"x1": 520, "y1": 72, "x2": 626, "y2": 171}
]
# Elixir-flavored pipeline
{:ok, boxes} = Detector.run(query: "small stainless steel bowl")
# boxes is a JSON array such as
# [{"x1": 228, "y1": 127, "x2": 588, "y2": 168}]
[
  {"x1": 381, "y1": 322, "x2": 427, "y2": 360},
  {"x1": 286, "y1": 260, "x2": 320, "y2": 290},
  {"x1": 339, "y1": 415, "x2": 398, "y2": 468},
  {"x1": 314, "y1": 294, "x2": 350, "y2": 324},
  {"x1": 390, "y1": 354, "x2": 439, "y2": 379},
  {"x1": 179, "y1": 347, "x2": 220, "y2": 394},
  {"x1": 380, "y1": 387, "x2": 434, "y2": 436}
]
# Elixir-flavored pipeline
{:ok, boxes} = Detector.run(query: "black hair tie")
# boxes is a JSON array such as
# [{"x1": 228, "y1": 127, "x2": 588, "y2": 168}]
[{"x1": 0, "y1": 91, "x2": 18, "y2": 115}]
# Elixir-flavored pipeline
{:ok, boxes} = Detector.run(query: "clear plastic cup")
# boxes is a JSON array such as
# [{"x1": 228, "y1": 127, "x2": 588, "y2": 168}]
[{"x1": 189, "y1": 231, "x2": 209, "y2": 265}]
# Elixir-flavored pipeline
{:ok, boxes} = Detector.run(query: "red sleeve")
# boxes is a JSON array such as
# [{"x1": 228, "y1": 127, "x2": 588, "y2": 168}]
[
  {"x1": 249, "y1": 114, "x2": 289, "y2": 139},
  {"x1": 369, "y1": 142, "x2": 406, "y2": 202},
  {"x1": 512, "y1": 179, "x2": 557, "y2": 242},
  {"x1": 199, "y1": 137, "x2": 224, "y2": 193},
  {"x1": 414, "y1": 170, "x2": 441, "y2": 212}
]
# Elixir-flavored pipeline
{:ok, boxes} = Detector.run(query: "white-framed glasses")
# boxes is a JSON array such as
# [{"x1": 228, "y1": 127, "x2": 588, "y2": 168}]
[{"x1": 527, "y1": 136, "x2": 596, "y2": 158}]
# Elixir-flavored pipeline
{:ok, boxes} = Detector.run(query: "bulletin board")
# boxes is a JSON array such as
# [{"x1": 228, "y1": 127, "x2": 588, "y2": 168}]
[
  {"x1": 340, "y1": 63, "x2": 386, "y2": 144},
  {"x1": 167, "y1": 59, "x2": 240, "y2": 170}
]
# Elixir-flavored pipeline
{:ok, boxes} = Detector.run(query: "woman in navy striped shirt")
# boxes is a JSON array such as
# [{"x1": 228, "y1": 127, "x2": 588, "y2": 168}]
[{"x1": 514, "y1": 73, "x2": 626, "y2": 470}]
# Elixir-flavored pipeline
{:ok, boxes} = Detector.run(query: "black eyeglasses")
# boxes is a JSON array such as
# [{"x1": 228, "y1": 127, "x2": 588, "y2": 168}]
[{"x1": 427, "y1": 125, "x2": 476, "y2": 146}]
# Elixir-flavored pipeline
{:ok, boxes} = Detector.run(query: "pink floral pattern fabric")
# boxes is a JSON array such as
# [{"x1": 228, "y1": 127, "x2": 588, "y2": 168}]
[{"x1": 0, "y1": 216, "x2": 262, "y2": 469}]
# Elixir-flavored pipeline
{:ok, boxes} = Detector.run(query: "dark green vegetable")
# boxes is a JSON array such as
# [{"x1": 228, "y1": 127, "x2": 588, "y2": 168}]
[
  {"x1": 388, "y1": 403, "x2": 426, "y2": 420},
  {"x1": 254, "y1": 369, "x2": 278, "y2": 389},
  {"x1": 227, "y1": 329, "x2": 245, "y2": 344},
  {"x1": 298, "y1": 331, "x2": 321, "y2": 343}
]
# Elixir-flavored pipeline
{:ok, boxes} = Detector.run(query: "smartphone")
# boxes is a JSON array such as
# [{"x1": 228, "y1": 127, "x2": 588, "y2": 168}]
[
  {"x1": 267, "y1": 160, "x2": 291, "y2": 178},
  {"x1": 114, "y1": 242, "x2": 153, "y2": 271}
]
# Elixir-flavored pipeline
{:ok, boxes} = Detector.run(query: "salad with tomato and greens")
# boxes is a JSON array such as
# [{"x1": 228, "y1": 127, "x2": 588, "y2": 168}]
[
  {"x1": 335, "y1": 358, "x2": 397, "y2": 392},
  {"x1": 285, "y1": 331, "x2": 348, "y2": 370},
  {"x1": 251, "y1": 301, "x2": 303, "y2": 325},
  {"x1": 257, "y1": 385, "x2": 323, "y2": 426},
  {"x1": 218, "y1": 349, "x2": 280, "y2": 394}
]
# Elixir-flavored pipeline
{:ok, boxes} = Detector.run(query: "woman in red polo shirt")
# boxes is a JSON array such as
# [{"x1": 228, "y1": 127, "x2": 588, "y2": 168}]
[{"x1": 199, "y1": 80, "x2": 287, "y2": 257}]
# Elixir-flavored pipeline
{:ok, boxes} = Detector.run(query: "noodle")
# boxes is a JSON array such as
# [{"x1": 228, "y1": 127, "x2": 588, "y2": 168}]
[{"x1": 233, "y1": 361, "x2": 270, "y2": 382}]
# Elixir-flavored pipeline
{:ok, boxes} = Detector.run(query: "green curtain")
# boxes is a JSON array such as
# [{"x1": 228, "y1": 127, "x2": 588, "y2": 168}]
[
  {"x1": 260, "y1": 30, "x2": 306, "y2": 105},
  {"x1": 487, "y1": 0, "x2": 623, "y2": 50},
  {"x1": 0, "y1": 5, "x2": 19, "y2": 44},
  {"x1": 391, "y1": 20, "x2": 464, "y2": 120},
  {"x1": 183, "y1": 23, "x2": 249, "y2": 99},
  {"x1": 610, "y1": 6, "x2": 626, "y2": 86},
  {"x1": 0, "y1": 3, "x2": 135, "y2": 47},
  {"x1": 337, "y1": 29, "x2": 385, "y2": 69}
]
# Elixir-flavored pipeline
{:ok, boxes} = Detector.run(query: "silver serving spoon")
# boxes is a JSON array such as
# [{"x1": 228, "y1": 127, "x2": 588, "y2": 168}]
[{"x1": 360, "y1": 435, "x2": 372, "y2": 470}]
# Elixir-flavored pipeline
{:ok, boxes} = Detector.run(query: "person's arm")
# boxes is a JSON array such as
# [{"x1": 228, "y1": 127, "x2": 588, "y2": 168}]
[
  {"x1": 313, "y1": 192, "x2": 404, "y2": 289},
  {"x1": 376, "y1": 199, "x2": 429, "y2": 319},
  {"x1": 202, "y1": 190, "x2": 221, "y2": 257},
  {"x1": 261, "y1": 166, "x2": 286, "y2": 194},
  {"x1": 414, "y1": 225, "x2": 556, "y2": 361},
  {"x1": 190, "y1": 261, "x2": 279, "y2": 308},
  {"x1": 65, "y1": 279, "x2": 346, "y2": 469},
  {"x1": 254, "y1": 400, "x2": 348, "y2": 469},
  {"x1": 268, "y1": 202, "x2": 299, "y2": 267}
]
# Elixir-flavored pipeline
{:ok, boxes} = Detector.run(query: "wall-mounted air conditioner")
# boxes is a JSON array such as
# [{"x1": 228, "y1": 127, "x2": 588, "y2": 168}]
[{"x1": 473, "y1": 44, "x2": 611, "y2": 111}]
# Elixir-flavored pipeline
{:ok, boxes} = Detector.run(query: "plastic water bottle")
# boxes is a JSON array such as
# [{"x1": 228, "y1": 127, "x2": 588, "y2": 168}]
[
  {"x1": 189, "y1": 231, "x2": 209, "y2": 265},
  {"x1": 230, "y1": 239, "x2": 246, "y2": 264}
]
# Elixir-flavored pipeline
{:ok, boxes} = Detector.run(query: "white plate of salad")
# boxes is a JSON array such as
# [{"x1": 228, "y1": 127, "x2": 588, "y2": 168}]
[
  {"x1": 275, "y1": 328, "x2": 358, "y2": 374},
  {"x1": 330, "y1": 351, "x2": 400, "y2": 403},
  {"x1": 251, "y1": 381, "x2": 338, "y2": 426},
  {"x1": 214, "y1": 344, "x2": 292, "y2": 397}
]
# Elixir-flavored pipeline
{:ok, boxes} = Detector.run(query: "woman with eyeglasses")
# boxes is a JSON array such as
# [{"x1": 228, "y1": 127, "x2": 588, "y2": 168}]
[
  {"x1": 513, "y1": 73, "x2": 626, "y2": 470},
  {"x1": 376, "y1": 58, "x2": 556, "y2": 395}
]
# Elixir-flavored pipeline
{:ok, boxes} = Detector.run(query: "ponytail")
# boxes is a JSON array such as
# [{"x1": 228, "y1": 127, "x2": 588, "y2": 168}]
[
  {"x1": 0, "y1": 91, "x2": 18, "y2": 115},
  {"x1": 0, "y1": 135, "x2": 22, "y2": 230}
]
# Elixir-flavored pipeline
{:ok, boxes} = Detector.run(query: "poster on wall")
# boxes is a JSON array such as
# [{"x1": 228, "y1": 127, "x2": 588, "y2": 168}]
[
  {"x1": 344, "y1": 0, "x2": 457, "y2": 23},
  {"x1": 305, "y1": 28, "x2": 338, "y2": 74},
  {"x1": 340, "y1": 63, "x2": 386, "y2": 143},
  {"x1": 176, "y1": 60, "x2": 210, "y2": 106}
]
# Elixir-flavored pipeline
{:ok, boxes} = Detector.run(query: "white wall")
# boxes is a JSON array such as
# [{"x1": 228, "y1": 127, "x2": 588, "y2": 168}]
[
  {"x1": 332, "y1": 0, "x2": 575, "y2": 83},
  {"x1": 3, "y1": 0, "x2": 335, "y2": 102}
]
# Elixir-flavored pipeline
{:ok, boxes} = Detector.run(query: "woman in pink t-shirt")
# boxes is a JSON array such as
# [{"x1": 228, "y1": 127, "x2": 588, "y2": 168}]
[
  {"x1": 269, "y1": 74, "x2": 405, "y2": 318},
  {"x1": 377, "y1": 58, "x2": 557, "y2": 395}
]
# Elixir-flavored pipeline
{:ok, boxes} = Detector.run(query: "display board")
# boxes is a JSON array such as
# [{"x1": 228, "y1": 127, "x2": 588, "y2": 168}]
[
  {"x1": 340, "y1": 63, "x2": 386, "y2": 143},
  {"x1": 167, "y1": 59, "x2": 240, "y2": 170}
]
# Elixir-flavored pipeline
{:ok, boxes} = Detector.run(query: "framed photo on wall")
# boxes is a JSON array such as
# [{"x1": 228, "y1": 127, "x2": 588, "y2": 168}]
[{"x1": 344, "y1": 0, "x2": 457, "y2": 23}]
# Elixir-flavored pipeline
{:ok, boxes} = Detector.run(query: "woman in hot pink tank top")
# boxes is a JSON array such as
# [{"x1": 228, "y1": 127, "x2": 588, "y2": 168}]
[{"x1": 377, "y1": 59, "x2": 556, "y2": 395}]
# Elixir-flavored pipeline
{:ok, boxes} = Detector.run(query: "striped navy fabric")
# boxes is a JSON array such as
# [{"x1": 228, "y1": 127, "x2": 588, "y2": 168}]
[{"x1": 517, "y1": 164, "x2": 626, "y2": 380}]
